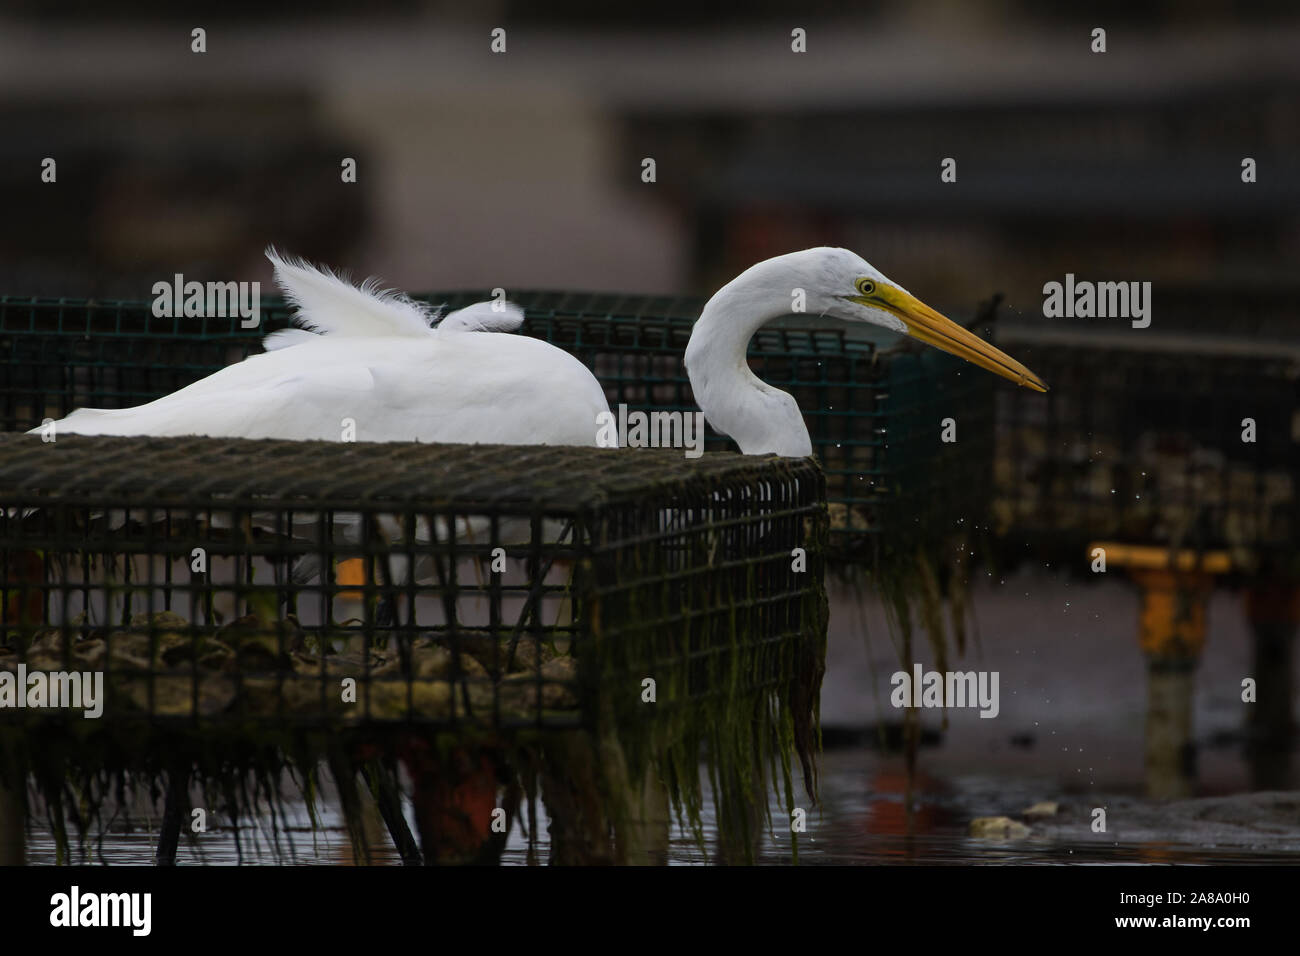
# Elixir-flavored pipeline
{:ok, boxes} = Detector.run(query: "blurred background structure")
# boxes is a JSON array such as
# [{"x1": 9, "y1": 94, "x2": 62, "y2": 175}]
[
  {"x1": 2, "y1": 1, "x2": 1300, "y2": 857},
  {"x1": 3, "y1": 2, "x2": 1299, "y2": 301}
]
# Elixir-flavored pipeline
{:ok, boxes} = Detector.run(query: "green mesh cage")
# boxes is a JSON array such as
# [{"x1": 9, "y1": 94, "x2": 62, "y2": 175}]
[
  {"x1": 0, "y1": 435, "x2": 827, "y2": 864},
  {"x1": 992, "y1": 326, "x2": 1300, "y2": 568}
]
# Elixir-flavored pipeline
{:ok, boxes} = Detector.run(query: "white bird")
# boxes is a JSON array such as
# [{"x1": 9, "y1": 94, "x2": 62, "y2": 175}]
[{"x1": 45, "y1": 249, "x2": 609, "y2": 446}]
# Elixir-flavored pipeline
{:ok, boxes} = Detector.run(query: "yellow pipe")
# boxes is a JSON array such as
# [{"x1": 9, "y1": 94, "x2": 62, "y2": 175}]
[{"x1": 1089, "y1": 541, "x2": 1232, "y2": 574}]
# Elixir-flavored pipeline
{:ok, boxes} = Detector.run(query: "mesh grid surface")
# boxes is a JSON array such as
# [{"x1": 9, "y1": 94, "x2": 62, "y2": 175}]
[
  {"x1": 1, "y1": 434, "x2": 826, "y2": 733},
  {"x1": 992, "y1": 324, "x2": 1300, "y2": 564}
]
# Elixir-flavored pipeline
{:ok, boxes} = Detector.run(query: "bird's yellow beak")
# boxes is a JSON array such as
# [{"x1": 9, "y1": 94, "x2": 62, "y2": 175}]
[{"x1": 852, "y1": 288, "x2": 1048, "y2": 393}]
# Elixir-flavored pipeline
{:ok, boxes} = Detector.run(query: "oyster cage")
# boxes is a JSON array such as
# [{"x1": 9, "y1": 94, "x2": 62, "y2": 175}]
[
  {"x1": 0, "y1": 291, "x2": 997, "y2": 562},
  {"x1": 991, "y1": 321, "x2": 1300, "y2": 569},
  {"x1": 0, "y1": 434, "x2": 827, "y2": 863}
]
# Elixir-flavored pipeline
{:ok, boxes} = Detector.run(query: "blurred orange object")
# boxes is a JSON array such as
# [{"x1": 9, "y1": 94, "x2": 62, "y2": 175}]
[{"x1": 336, "y1": 557, "x2": 367, "y2": 600}]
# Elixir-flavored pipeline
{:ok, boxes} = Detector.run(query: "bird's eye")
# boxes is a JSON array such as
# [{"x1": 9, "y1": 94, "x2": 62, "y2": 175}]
[{"x1": 855, "y1": 278, "x2": 876, "y2": 296}]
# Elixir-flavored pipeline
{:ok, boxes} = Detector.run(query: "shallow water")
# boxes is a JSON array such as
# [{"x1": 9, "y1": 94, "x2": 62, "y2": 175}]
[
  {"x1": 20, "y1": 747, "x2": 1300, "y2": 865},
  {"x1": 20, "y1": 573, "x2": 1300, "y2": 866}
]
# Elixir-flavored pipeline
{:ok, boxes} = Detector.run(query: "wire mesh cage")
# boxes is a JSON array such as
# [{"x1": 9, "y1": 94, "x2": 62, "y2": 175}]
[
  {"x1": 0, "y1": 433, "x2": 826, "y2": 863},
  {"x1": 0, "y1": 291, "x2": 998, "y2": 562},
  {"x1": 991, "y1": 313, "x2": 1300, "y2": 570}
]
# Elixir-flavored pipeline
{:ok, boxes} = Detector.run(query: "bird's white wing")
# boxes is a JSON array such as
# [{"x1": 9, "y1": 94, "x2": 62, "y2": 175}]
[
  {"x1": 41, "y1": 247, "x2": 609, "y2": 445},
  {"x1": 49, "y1": 362, "x2": 376, "y2": 440},
  {"x1": 43, "y1": 333, "x2": 609, "y2": 446}
]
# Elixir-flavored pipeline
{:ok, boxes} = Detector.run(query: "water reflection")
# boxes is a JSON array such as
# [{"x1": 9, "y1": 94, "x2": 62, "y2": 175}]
[{"x1": 21, "y1": 747, "x2": 1300, "y2": 865}]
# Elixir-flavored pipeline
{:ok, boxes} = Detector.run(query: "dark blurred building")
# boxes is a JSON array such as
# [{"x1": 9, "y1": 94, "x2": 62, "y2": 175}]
[{"x1": 0, "y1": 1, "x2": 1297, "y2": 312}]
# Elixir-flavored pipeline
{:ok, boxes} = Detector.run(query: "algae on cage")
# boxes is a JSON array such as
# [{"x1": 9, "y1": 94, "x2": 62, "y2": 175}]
[{"x1": 576, "y1": 459, "x2": 830, "y2": 863}]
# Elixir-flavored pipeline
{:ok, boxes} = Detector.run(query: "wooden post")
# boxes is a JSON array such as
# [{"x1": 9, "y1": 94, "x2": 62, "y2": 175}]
[
  {"x1": 539, "y1": 730, "x2": 615, "y2": 865},
  {"x1": 627, "y1": 768, "x2": 671, "y2": 866},
  {"x1": 598, "y1": 722, "x2": 670, "y2": 866},
  {"x1": 1090, "y1": 543, "x2": 1229, "y2": 800}
]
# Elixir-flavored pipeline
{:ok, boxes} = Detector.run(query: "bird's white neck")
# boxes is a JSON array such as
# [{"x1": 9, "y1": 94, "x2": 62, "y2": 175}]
[{"x1": 684, "y1": 263, "x2": 813, "y2": 458}]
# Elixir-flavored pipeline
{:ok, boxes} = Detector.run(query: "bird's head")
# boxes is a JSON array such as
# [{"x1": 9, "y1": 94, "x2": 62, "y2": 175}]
[{"x1": 795, "y1": 247, "x2": 1047, "y2": 393}]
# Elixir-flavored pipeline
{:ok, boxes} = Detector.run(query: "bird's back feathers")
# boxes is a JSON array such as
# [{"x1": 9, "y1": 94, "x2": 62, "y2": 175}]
[
  {"x1": 265, "y1": 246, "x2": 438, "y2": 340},
  {"x1": 262, "y1": 247, "x2": 523, "y2": 349},
  {"x1": 436, "y1": 301, "x2": 525, "y2": 333}
]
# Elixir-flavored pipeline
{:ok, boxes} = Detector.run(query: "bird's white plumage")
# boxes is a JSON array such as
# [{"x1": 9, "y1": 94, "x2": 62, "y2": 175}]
[
  {"x1": 44, "y1": 250, "x2": 609, "y2": 447},
  {"x1": 266, "y1": 247, "x2": 438, "y2": 339},
  {"x1": 435, "y1": 300, "x2": 526, "y2": 333},
  {"x1": 54, "y1": 334, "x2": 608, "y2": 445}
]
